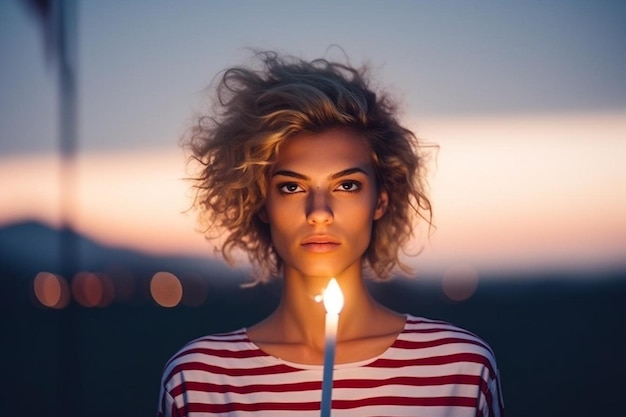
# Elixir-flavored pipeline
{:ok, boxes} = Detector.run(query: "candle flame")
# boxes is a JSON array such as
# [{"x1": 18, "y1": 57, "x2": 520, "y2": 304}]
[{"x1": 323, "y1": 278, "x2": 344, "y2": 315}]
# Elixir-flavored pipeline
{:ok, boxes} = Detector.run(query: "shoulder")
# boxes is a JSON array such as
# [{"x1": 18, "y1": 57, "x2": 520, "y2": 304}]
[
  {"x1": 402, "y1": 314, "x2": 496, "y2": 351},
  {"x1": 401, "y1": 316, "x2": 506, "y2": 416},
  {"x1": 160, "y1": 328, "x2": 264, "y2": 386},
  {"x1": 397, "y1": 314, "x2": 500, "y2": 376},
  {"x1": 170, "y1": 328, "x2": 250, "y2": 357}
]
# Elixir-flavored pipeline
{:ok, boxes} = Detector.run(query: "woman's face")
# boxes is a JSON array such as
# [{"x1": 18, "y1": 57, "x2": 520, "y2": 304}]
[{"x1": 262, "y1": 128, "x2": 388, "y2": 280}]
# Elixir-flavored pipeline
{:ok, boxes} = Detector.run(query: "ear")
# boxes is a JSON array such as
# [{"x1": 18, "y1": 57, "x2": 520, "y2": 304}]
[
  {"x1": 257, "y1": 207, "x2": 269, "y2": 223},
  {"x1": 373, "y1": 189, "x2": 389, "y2": 220}
]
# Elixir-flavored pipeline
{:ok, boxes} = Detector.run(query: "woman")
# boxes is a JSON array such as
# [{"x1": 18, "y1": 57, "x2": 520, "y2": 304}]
[{"x1": 158, "y1": 51, "x2": 504, "y2": 417}]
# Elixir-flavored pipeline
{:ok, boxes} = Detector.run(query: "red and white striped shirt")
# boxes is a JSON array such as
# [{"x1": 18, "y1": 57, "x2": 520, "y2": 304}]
[{"x1": 158, "y1": 315, "x2": 504, "y2": 417}]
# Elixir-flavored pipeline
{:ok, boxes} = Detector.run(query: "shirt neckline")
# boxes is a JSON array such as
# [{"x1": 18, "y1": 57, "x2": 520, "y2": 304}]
[{"x1": 243, "y1": 314, "x2": 409, "y2": 370}]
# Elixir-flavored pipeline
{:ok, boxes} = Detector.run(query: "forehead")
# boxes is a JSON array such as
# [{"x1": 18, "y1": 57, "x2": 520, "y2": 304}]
[{"x1": 273, "y1": 128, "x2": 374, "y2": 172}]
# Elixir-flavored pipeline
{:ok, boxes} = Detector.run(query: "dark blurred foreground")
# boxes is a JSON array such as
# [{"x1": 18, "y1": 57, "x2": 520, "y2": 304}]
[{"x1": 1, "y1": 221, "x2": 625, "y2": 417}]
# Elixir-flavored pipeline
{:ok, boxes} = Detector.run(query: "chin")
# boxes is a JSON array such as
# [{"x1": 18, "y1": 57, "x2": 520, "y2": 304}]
[
  {"x1": 296, "y1": 267, "x2": 337, "y2": 280},
  {"x1": 296, "y1": 259, "x2": 361, "y2": 280}
]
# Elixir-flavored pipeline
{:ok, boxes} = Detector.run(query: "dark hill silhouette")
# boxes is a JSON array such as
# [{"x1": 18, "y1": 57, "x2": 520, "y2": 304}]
[
  {"x1": 1, "y1": 220, "x2": 625, "y2": 417},
  {"x1": 0, "y1": 220, "x2": 238, "y2": 281}
]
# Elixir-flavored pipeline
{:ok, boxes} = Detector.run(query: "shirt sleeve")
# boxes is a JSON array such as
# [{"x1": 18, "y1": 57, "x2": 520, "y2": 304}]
[
  {"x1": 157, "y1": 383, "x2": 181, "y2": 417},
  {"x1": 482, "y1": 370, "x2": 505, "y2": 417}
]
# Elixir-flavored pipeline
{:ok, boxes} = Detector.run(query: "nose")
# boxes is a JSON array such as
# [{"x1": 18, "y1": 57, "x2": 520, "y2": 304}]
[{"x1": 306, "y1": 189, "x2": 334, "y2": 225}]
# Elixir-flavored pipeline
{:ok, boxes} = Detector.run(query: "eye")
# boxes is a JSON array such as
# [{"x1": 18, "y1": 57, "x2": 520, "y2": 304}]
[
  {"x1": 336, "y1": 181, "x2": 361, "y2": 192},
  {"x1": 278, "y1": 182, "x2": 304, "y2": 194}
]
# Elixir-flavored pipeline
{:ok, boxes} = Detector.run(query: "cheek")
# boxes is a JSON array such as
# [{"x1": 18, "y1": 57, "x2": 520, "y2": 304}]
[
  {"x1": 342, "y1": 204, "x2": 376, "y2": 240},
  {"x1": 348, "y1": 194, "x2": 379, "y2": 223},
  {"x1": 266, "y1": 207, "x2": 297, "y2": 248},
  {"x1": 264, "y1": 195, "x2": 285, "y2": 225},
  {"x1": 266, "y1": 198, "x2": 294, "y2": 224}
]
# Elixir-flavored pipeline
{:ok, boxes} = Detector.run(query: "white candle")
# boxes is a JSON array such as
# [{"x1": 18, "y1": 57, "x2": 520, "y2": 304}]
[{"x1": 320, "y1": 278, "x2": 344, "y2": 417}]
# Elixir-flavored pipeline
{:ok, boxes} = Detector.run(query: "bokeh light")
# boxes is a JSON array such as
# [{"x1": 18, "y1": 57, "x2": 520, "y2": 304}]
[
  {"x1": 72, "y1": 271, "x2": 106, "y2": 307},
  {"x1": 441, "y1": 263, "x2": 480, "y2": 302},
  {"x1": 150, "y1": 271, "x2": 182, "y2": 307},
  {"x1": 95, "y1": 272, "x2": 115, "y2": 307},
  {"x1": 33, "y1": 271, "x2": 70, "y2": 309}
]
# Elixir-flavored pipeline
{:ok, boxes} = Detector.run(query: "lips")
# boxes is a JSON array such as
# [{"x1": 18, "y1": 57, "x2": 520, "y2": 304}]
[
  {"x1": 301, "y1": 235, "x2": 341, "y2": 253},
  {"x1": 301, "y1": 235, "x2": 340, "y2": 245}
]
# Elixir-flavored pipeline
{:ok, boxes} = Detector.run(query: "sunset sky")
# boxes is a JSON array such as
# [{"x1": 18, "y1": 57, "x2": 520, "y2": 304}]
[{"x1": 1, "y1": 0, "x2": 625, "y2": 278}]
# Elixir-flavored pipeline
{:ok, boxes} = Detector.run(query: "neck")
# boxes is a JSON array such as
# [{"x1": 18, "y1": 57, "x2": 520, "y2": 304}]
[
  {"x1": 271, "y1": 266, "x2": 381, "y2": 349},
  {"x1": 246, "y1": 265, "x2": 406, "y2": 365}
]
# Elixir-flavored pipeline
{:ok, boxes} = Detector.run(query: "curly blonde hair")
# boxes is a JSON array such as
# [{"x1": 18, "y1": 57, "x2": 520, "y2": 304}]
[{"x1": 185, "y1": 51, "x2": 432, "y2": 282}]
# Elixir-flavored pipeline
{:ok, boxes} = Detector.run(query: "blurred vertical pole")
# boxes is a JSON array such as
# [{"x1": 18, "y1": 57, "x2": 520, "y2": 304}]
[
  {"x1": 57, "y1": 0, "x2": 79, "y2": 257},
  {"x1": 23, "y1": 1, "x2": 80, "y2": 416},
  {"x1": 57, "y1": 2, "x2": 80, "y2": 417}
]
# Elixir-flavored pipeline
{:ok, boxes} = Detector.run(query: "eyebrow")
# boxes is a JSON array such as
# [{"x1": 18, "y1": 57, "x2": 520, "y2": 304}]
[{"x1": 271, "y1": 167, "x2": 369, "y2": 180}]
